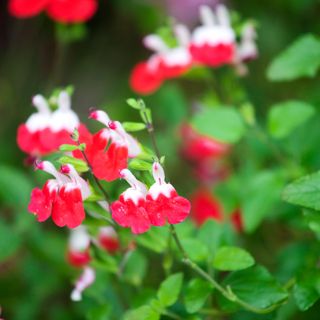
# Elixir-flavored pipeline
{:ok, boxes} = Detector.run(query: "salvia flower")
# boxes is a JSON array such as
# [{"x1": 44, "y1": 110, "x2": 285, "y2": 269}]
[
  {"x1": 130, "y1": 25, "x2": 192, "y2": 95},
  {"x1": 73, "y1": 109, "x2": 140, "y2": 181},
  {"x1": 146, "y1": 162, "x2": 191, "y2": 226},
  {"x1": 189, "y1": 5, "x2": 236, "y2": 67},
  {"x1": 111, "y1": 169, "x2": 150, "y2": 234},
  {"x1": 70, "y1": 266, "x2": 95, "y2": 301},
  {"x1": 9, "y1": 0, "x2": 98, "y2": 24},
  {"x1": 17, "y1": 91, "x2": 86, "y2": 156},
  {"x1": 67, "y1": 226, "x2": 91, "y2": 267},
  {"x1": 98, "y1": 226, "x2": 120, "y2": 254},
  {"x1": 28, "y1": 161, "x2": 90, "y2": 228}
]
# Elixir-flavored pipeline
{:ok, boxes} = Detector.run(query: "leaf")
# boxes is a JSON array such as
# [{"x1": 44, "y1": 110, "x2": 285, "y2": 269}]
[
  {"x1": 136, "y1": 227, "x2": 169, "y2": 253},
  {"x1": 59, "y1": 144, "x2": 80, "y2": 152},
  {"x1": 129, "y1": 159, "x2": 152, "y2": 171},
  {"x1": 157, "y1": 273, "x2": 183, "y2": 307},
  {"x1": 0, "y1": 221, "x2": 22, "y2": 261},
  {"x1": 191, "y1": 107, "x2": 246, "y2": 143},
  {"x1": 293, "y1": 281, "x2": 320, "y2": 311},
  {"x1": 184, "y1": 279, "x2": 213, "y2": 313},
  {"x1": 180, "y1": 239, "x2": 209, "y2": 262},
  {"x1": 123, "y1": 122, "x2": 146, "y2": 132},
  {"x1": 267, "y1": 100, "x2": 315, "y2": 139},
  {"x1": 123, "y1": 251, "x2": 148, "y2": 286},
  {"x1": 221, "y1": 266, "x2": 288, "y2": 310},
  {"x1": 58, "y1": 156, "x2": 89, "y2": 173},
  {"x1": 124, "y1": 306, "x2": 160, "y2": 320},
  {"x1": 267, "y1": 34, "x2": 320, "y2": 81},
  {"x1": 283, "y1": 171, "x2": 320, "y2": 211},
  {"x1": 240, "y1": 170, "x2": 284, "y2": 232},
  {"x1": 213, "y1": 246, "x2": 255, "y2": 271},
  {"x1": 127, "y1": 98, "x2": 142, "y2": 110}
]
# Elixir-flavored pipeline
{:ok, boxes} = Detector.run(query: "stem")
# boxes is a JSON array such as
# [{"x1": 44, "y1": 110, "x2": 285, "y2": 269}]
[{"x1": 162, "y1": 310, "x2": 183, "y2": 320}]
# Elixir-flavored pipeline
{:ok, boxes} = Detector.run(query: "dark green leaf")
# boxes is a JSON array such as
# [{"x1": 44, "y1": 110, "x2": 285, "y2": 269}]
[
  {"x1": 184, "y1": 279, "x2": 213, "y2": 313},
  {"x1": 157, "y1": 273, "x2": 183, "y2": 307},
  {"x1": 267, "y1": 34, "x2": 320, "y2": 81},
  {"x1": 293, "y1": 281, "x2": 319, "y2": 311},
  {"x1": 213, "y1": 246, "x2": 255, "y2": 271},
  {"x1": 267, "y1": 100, "x2": 315, "y2": 139},
  {"x1": 191, "y1": 107, "x2": 246, "y2": 143}
]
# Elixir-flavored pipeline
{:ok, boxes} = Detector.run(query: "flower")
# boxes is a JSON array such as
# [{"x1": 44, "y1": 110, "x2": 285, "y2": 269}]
[
  {"x1": 189, "y1": 5, "x2": 236, "y2": 67},
  {"x1": 180, "y1": 123, "x2": 230, "y2": 162},
  {"x1": 28, "y1": 161, "x2": 90, "y2": 228},
  {"x1": 130, "y1": 25, "x2": 192, "y2": 95},
  {"x1": 70, "y1": 266, "x2": 95, "y2": 301},
  {"x1": 98, "y1": 226, "x2": 120, "y2": 254},
  {"x1": 17, "y1": 91, "x2": 86, "y2": 156},
  {"x1": 111, "y1": 169, "x2": 150, "y2": 234},
  {"x1": 67, "y1": 226, "x2": 91, "y2": 267},
  {"x1": 231, "y1": 208, "x2": 243, "y2": 232},
  {"x1": 73, "y1": 110, "x2": 140, "y2": 181},
  {"x1": 191, "y1": 188, "x2": 223, "y2": 226},
  {"x1": 146, "y1": 162, "x2": 191, "y2": 226},
  {"x1": 9, "y1": 0, "x2": 98, "y2": 23}
]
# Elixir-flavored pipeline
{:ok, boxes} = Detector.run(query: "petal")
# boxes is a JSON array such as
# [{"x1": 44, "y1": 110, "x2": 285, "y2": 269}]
[
  {"x1": 129, "y1": 62, "x2": 163, "y2": 95},
  {"x1": 67, "y1": 249, "x2": 91, "y2": 267},
  {"x1": 52, "y1": 186, "x2": 85, "y2": 228},
  {"x1": 167, "y1": 196, "x2": 191, "y2": 224},
  {"x1": 9, "y1": 0, "x2": 49, "y2": 18},
  {"x1": 28, "y1": 187, "x2": 52, "y2": 222},
  {"x1": 46, "y1": 0, "x2": 98, "y2": 23}
]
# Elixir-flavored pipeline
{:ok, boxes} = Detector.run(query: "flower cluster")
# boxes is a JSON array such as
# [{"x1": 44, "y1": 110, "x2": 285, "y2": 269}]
[
  {"x1": 111, "y1": 162, "x2": 191, "y2": 234},
  {"x1": 9, "y1": 0, "x2": 98, "y2": 23},
  {"x1": 130, "y1": 5, "x2": 258, "y2": 95}
]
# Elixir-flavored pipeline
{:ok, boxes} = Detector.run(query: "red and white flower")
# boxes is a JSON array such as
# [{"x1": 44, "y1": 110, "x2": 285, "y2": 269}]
[
  {"x1": 17, "y1": 91, "x2": 84, "y2": 156},
  {"x1": 73, "y1": 110, "x2": 140, "y2": 181},
  {"x1": 130, "y1": 25, "x2": 193, "y2": 95},
  {"x1": 28, "y1": 161, "x2": 90, "y2": 228},
  {"x1": 97, "y1": 226, "x2": 120, "y2": 254},
  {"x1": 146, "y1": 162, "x2": 191, "y2": 226},
  {"x1": 189, "y1": 5, "x2": 235, "y2": 67},
  {"x1": 9, "y1": 0, "x2": 98, "y2": 23},
  {"x1": 70, "y1": 266, "x2": 95, "y2": 301},
  {"x1": 111, "y1": 169, "x2": 150, "y2": 234},
  {"x1": 67, "y1": 225, "x2": 91, "y2": 267}
]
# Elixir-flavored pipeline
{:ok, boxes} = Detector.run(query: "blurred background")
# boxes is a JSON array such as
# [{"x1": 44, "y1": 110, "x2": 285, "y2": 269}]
[{"x1": 1, "y1": 0, "x2": 320, "y2": 319}]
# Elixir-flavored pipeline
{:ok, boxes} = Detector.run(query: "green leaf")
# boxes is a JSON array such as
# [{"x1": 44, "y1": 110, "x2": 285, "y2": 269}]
[
  {"x1": 241, "y1": 170, "x2": 284, "y2": 232},
  {"x1": 213, "y1": 246, "x2": 255, "y2": 271},
  {"x1": 129, "y1": 159, "x2": 152, "y2": 171},
  {"x1": 123, "y1": 122, "x2": 146, "y2": 132},
  {"x1": 136, "y1": 227, "x2": 169, "y2": 253},
  {"x1": 180, "y1": 239, "x2": 209, "y2": 262},
  {"x1": 0, "y1": 221, "x2": 22, "y2": 261},
  {"x1": 221, "y1": 266, "x2": 288, "y2": 310},
  {"x1": 157, "y1": 273, "x2": 183, "y2": 307},
  {"x1": 55, "y1": 23, "x2": 87, "y2": 43},
  {"x1": 293, "y1": 281, "x2": 320, "y2": 311},
  {"x1": 127, "y1": 98, "x2": 142, "y2": 110},
  {"x1": 267, "y1": 100, "x2": 315, "y2": 139},
  {"x1": 123, "y1": 251, "x2": 148, "y2": 286},
  {"x1": 184, "y1": 279, "x2": 213, "y2": 313},
  {"x1": 283, "y1": 171, "x2": 320, "y2": 211},
  {"x1": 59, "y1": 144, "x2": 79, "y2": 152},
  {"x1": 267, "y1": 34, "x2": 320, "y2": 81},
  {"x1": 191, "y1": 107, "x2": 246, "y2": 143},
  {"x1": 124, "y1": 306, "x2": 160, "y2": 320},
  {"x1": 58, "y1": 156, "x2": 89, "y2": 173}
]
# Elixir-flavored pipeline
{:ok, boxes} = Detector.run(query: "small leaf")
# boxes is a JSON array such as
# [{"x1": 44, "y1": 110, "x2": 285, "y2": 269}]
[
  {"x1": 124, "y1": 306, "x2": 160, "y2": 320},
  {"x1": 59, "y1": 144, "x2": 79, "y2": 152},
  {"x1": 127, "y1": 98, "x2": 141, "y2": 110},
  {"x1": 184, "y1": 279, "x2": 213, "y2": 313},
  {"x1": 213, "y1": 246, "x2": 255, "y2": 271},
  {"x1": 157, "y1": 273, "x2": 183, "y2": 307},
  {"x1": 294, "y1": 281, "x2": 320, "y2": 311},
  {"x1": 129, "y1": 159, "x2": 152, "y2": 171},
  {"x1": 123, "y1": 122, "x2": 146, "y2": 132},
  {"x1": 267, "y1": 34, "x2": 320, "y2": 81},
  {"x1": 180, "y1": 239, "x2": 209, "y2": 262},
  {"x1": 283, "y1": 171, "x2": 320, "y2": 211},
  {"x1": 191, "y1": 107, "x2": 245, "y2": 143},
  {"x1": 58, "y1": 156, "x2": 89, "y2": 173},
  {"x1": 267, "y1": 100, "x2": 315, "y2": 139}
]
